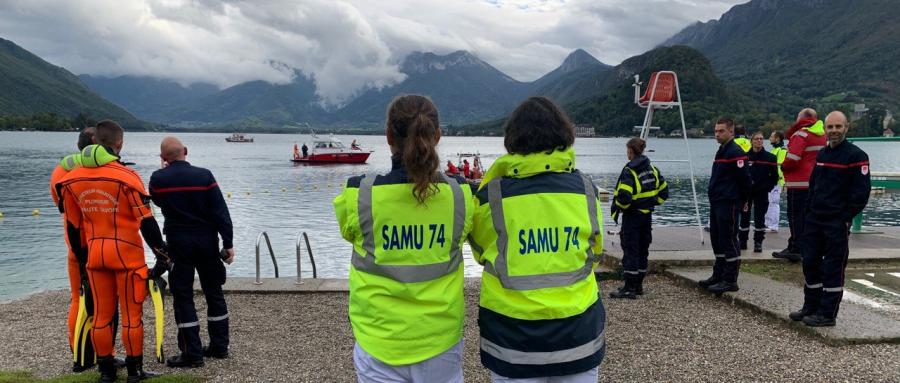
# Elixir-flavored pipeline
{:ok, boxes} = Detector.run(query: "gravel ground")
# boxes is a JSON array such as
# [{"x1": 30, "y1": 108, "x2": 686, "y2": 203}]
[{"x1": 1, "y1": 276, "x2": 898, "y2": 382}]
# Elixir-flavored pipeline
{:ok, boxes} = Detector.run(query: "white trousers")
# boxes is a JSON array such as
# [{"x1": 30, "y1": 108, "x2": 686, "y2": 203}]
[
  {"x1": 766, "y1": 185, "x2": 782, "y2": 230},
  {"x1": 490, "y1": 367, "x2": 600, "y2": 383},
  {"x1": 354, "y1": 341, "x2": 463, "y2": 383}
]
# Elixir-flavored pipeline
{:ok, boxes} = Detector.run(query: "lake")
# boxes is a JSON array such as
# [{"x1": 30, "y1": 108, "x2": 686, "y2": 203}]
[{"x1": 1, "y1": 131, "x2": 898, "y2": 300}]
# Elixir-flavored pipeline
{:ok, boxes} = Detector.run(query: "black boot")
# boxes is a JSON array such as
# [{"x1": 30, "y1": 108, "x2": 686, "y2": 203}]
[
  {"x1": 789, "y1": 306, "x2": 816, "y2": 321},
  {"x1": 609, "y1": 285, "x2": 637, "y2": 299},
  {"x1": 203, "y1": 345, "x2": 230, "y2": 359},
  {"x1": 167, "y1": 353, "x2": 205, "y2": 368},
  {"x1": 802, "y1": 314, "x2": 836, "y2": 327},
  {"x1": 753, "y1": 242, "x2": 763, "y2": 253},
  {"x1": 126, "y1": 355, "x2": 160, "y2": 382},
  {"x1": 698, "y1": 276, "x2": 720, "y2": 288},
  {"x1": 97, "y1": 356, "x2": 117, "y2": 383},
  {"x1": 707, "y1": 281, "x2": 739, "y2": 295}
]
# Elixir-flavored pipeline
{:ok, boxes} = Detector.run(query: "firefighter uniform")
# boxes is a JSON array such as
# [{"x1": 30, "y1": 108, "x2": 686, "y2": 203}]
[
  {"x1": 468, "y1": 148, "x2": 605, "y2": 380},
  {"x1": 738, "y1": 149, "x2": 779, "y2": 250},
  {"x1": 798, "y1": 141, "x2": 870, "y2": 322},
  {"x1": 149, "y1": 160, "x2": 234, "y2": 362},
  {"x1": 704, "y1": 139, "x2": 751, "y2": 290},
  {"x1": 610, "y1": 155, "x2": 668, "y2": 297}
]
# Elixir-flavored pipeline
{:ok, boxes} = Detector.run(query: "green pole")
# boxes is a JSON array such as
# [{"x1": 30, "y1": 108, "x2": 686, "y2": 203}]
[{"x1": 851, "y1": 213, "x2": 863, "y2": 233}]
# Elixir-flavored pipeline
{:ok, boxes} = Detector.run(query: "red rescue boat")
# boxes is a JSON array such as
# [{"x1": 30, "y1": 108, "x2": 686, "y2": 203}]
[{"x1": 291, "y1": 135, "x2": 372, "y2": 164}]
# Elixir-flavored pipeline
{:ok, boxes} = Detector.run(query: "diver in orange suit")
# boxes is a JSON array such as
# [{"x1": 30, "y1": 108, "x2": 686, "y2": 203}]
[
  {"x1": 51, "y1": 127, "x2": 111, "y2": 372},
  {"x1": 58, "y1": 120, "x2": 169, "y2": 382}
]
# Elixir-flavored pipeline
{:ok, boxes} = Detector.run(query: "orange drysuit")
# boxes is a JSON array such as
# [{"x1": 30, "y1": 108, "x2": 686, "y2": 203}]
[
  {"x1": 51, "y1": 163, "x2": 86, "y2": 349},
  {"x1": 58, "y1": 156, "x2": 155, "y2": 358}
]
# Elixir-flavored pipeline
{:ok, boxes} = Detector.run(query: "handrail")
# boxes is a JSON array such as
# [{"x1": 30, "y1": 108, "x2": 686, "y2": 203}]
[
  {"x1": 294, "y1": 231, "x2": 318, "y2": 284},
  {"x1": 255, "y1": 231, "x2": 279, "y2": 285}
]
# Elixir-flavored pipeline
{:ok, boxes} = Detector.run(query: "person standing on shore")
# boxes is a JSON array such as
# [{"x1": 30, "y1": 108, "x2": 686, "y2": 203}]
[
  {"x1": 791, "y1": 111, "x2": 871, "y2": 327},
  {"x1": 609, "y1": 137, "x2": 668, "y2": 299},
  {"x1": 699, "y1": 118, "x2": 751, "y2": 294},
  {"x1": 739, "y1": 131, "x2": 779, "y2": 253},
  {"x1": 57, "y1": 120, "x2": 168, "y2": 381},
  {"x1": 774, "y1": 108, "x2": 826, "y2": 261},
  {"x1": 149, "y1": 137, "x2": 234, "y2": 368},
  {"x1": 334, "y1": 95, "x2": 473, "y2": 382},
  {"x1": 50, "y1": 127, "x2": 106, "y2": 372},
  {"x1": 468, "y1": 97, "x2": 606, "y2": 382},
  {"x1": 765, "y1": 130, "x2": 787, "y2": 232}
]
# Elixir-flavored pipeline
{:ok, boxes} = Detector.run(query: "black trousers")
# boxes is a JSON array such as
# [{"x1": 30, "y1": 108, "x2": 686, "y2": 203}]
[
  {"x1": 800, "y1": 217, "x2": 850, "y2": 319},
  {"x1": 709, "y1": 200, "x2": 741, "y2": 283},
  {"x1": 739, "y1": 192, "x2": 769, "y2": 244},
  {"x1": 168, "y1": 232, "x2": 229, "y2": 358},
  {"x1": 786, "y1": 189, "x2": 809, "y2": 253},
  {"x1": 620, "y1": 211, "x2": 652, "y2": 287}
]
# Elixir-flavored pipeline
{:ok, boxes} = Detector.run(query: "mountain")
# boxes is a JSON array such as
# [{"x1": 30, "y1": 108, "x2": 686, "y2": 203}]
[
  {"x1": 79, "y1": 75, "x2": 219, "y2": 122},
  {"x1": 568, "y1": 45, "x2": 762, "y2": 136},
  {"x1": 531, "y1": 49, "x2": 612, "y2": 104},
  {"x1": 0, "y1": 38, "x2": 141, "y2": 127},
  {"x1": 162, "y1": 72, "x2": 325, "y2": 126},
  {"x1": 662, "y1": 0, "x2": 900, "y2": 111},
  {"x1": 336, "y1": 51, "x2": 530, "y2": 126}
]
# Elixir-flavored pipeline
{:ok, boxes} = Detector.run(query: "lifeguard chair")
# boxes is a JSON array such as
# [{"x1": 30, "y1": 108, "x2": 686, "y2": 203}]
[{"x1": 633, "y1": 71, "x2": 704, "y2": 243}]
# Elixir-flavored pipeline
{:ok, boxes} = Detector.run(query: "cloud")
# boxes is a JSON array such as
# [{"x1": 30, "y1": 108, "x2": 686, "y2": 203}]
[{"x1": 0, "y1": 0, "x2": 746, "y2": 103}]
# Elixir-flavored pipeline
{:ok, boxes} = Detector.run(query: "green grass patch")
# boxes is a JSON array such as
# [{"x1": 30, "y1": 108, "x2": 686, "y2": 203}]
[
  {"x1": 0, "y1": 371, "x2": 203, "y2": 383},
  {"x1": 740, "y1": 262, "x2": 805, "y2": 286}
]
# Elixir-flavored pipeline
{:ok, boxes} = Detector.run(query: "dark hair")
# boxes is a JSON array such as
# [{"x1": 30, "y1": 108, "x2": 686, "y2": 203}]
[
  {"x1": 77, "y1": 127, "x2": 96, "y2": 150},
  {"x1": 626, "y1": 137, "x2": 646, "y2": 156},
  {"x1": 503, "y1": 97, "x2": 574, "y2": 154},
  {"x1": 386, "y1": 95, "x2": 441, "y2": 204},
  {"x1": 771, "y1": 130, "x2": 784, "y2": 141},
  {"x1": 751, "y1": 131, "x2": 765, "y2": 139},
  {"x1": 715, "y1": 118, "x2": 735, "y2": 130},
  {"x1": 95, "y1": 120, "x2": 124, "y2": 147},
  {"x1": 735, "y1": 124, "x2": 746, "y2": 135}
]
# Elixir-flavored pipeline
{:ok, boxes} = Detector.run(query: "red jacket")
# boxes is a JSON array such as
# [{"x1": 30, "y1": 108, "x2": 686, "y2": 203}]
[{"x1": 782, "y1": 120, "x2": 826, "y2": 189}]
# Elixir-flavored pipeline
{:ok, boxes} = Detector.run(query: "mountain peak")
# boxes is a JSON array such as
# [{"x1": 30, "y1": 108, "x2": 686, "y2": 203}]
[
  {"x1": 559, "y1": 49, "x2": 606, "y2": 73},
  {"x1": 401, "y1": 50, "x2": 489, "y2": 74}
]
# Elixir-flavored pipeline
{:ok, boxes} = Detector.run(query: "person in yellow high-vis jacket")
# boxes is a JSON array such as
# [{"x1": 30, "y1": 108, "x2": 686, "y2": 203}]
[
  {"x1": 766, "y1": 130, "x2": 787, "y2": 231},
  {"x1": 468, "y1": 97, "x2": 605, "y2": 382},
  {"x1": 334, "y1": 95, "x2": 474, "y2": 383}
]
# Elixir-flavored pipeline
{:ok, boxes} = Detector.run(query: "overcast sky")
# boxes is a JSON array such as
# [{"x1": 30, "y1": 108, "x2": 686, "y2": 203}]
[{"x1": 0, "y1": 0, "x2": 746, "y2": 105}]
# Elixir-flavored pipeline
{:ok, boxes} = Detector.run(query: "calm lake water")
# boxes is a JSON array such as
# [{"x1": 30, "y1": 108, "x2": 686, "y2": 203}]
[{"x1": 2, "y1": 131, "x2": 899, "y2": 300}]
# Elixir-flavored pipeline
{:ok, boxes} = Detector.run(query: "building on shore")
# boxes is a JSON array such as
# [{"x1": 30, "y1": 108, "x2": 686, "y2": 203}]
[{"x1": 574, "y1": 124, "x2": 596, "y2": 137}]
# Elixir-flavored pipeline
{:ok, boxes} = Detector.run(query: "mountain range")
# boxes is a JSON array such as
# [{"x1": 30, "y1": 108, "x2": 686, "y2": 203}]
[
  {"x1": 2, "y1": 0, "x2": 897, "y2": 134},
  {"x1": 79, "y1": 49, "x2": 612, "y2": 128},
  {"x1": 662, "y1": 0, "x2": 900, "y2": 112},
  {"x1": 0, "y1": 38, "x2": 140, "y2": 128}
]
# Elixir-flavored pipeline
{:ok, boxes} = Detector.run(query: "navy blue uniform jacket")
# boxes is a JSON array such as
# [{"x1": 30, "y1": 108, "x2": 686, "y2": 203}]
[
  {"x1": 708, "y1": 139, "x2": 752, "y2": 203},
  {"x1": 807, "y1": 141, "x2": 871, "y2": 222},
  {"x1": 149, "y1": 160, "x2": 234, "y2": 249}
]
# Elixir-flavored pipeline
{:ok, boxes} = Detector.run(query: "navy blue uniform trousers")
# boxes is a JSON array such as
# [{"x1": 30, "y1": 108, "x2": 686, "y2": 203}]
[
  {"x1": 168, "y1": 232, "x2": 229, "y2": 358},
  {"x1": 710, "y1": 201, "x2": 741, "y2": 283},
  {"x1": 739, "y1": 193, "x2": 769, "y2": 244},
  {"x1": 620, "y1": 211, "x2": 652, "y2": 286},
  {"x1": 800, "y1": 217, "x2": 850, "y2": 319},
  {"x1": 786, "y1": 189, "x2": 808, "y2": 253}
]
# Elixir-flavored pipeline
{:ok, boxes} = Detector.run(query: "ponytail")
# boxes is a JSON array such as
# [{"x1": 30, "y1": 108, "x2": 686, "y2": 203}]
[{"x1": 387, "y1": 95, "x2": 441, "y2": 204}]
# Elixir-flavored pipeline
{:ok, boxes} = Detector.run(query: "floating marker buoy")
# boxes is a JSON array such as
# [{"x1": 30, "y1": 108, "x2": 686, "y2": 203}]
[
  {"x1": 281, "y1": 188, "x2": 287, "y2": 192},
  {"x1": 226, "y1": 192, "x2": 232, "y2": 198},
  {"x1": 32, "y1": 209, "x2": 40, "y2": 216},
  {"x1": 246, "y1": 192, "x2": 251, "y2": 196},
  {"x1": 0, "y1": 211, "x2": 4, "y2": 218},
  {"x1": 313, "y1": 185, "x2": 319, "y2": 190}
]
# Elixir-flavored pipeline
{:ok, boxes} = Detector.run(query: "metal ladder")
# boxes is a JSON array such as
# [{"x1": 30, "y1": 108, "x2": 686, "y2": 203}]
[{"x1": 254, "y1": 230, "x2": 318, "y2": 285}]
